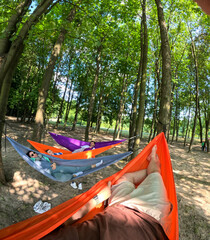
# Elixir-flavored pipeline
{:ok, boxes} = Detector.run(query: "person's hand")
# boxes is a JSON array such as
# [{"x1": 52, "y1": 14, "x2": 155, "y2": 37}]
[
  {"x1": 94, "y1": 181, "x2": 112, "y2": 204},
  {"x1": 51, "y1": 162, "x2": 56, "y2": 170}
]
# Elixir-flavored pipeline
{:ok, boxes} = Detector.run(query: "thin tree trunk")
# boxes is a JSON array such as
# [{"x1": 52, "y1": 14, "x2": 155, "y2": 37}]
[
  {"x1": 171, "y1": 116, "x2": 176, "y2": 143},
  {"x1": 71, "y1": 91, "x2": 83, "y2": 131},
  {"x1": 148, "y1": 84, "x2": 158, "y2": 142},
  {"x1": 85, "y1": 45, "x2": 102, "y2": 141},
  {"x1": 171, "y1": 87, "x2": 179, "y2": 143},
  {"x1": 167, "y1": 82, "x2": 176, "y2": 142},
  {"x1": 148, "y1": 58, "x2": 159, "y2": 142},
  {"x1": 133, "y1": 0, "x2": 148, "y2": 157},
  {"x1": 32, "y1": 28, "x2": 68, "y2": 141},
  {"x1": 204, "y1": 111, "x2": 209, "y2": 152},
  {"x1": 176, "y1": 118, "x2": 179, "y2": 142},
  {"x1": 155, "y1": 0, "x2": 172, "y2": 136},
  {"x1": 113, "y1": 74, "x2": 127, "y2": 140},
  {"x1": 64, "y1": 80, "x2": 74, "y2": 128},
  {"x1": 128, "y1": 24, "x2": 143, "y2": 149},
  {"x1": 56, "y1": 77, "x2": 70, "y2": 127},
  {"x1": 184, "y1": 108, "x2": 191, "y2": 147},
  {"x1": 188, "y1": 29, "x2": 199, "y2": 152},
  {"x1": 95, "y1": 81, "x2": 105, "y2": 134},
  {"x1": 198, "y1": 101, "x2": 203, "y2": 143}
]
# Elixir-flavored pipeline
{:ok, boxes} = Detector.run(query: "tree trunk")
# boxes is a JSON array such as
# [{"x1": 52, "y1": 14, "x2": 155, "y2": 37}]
[
  {"x1": 133, "y1": 0, "x2": 148, "y2": 157},
  {"x1": 188, "y1": 30, "x2": 199, "y2": 152},
  {"x1": 0, "y1": 0, "x2": 32, "y2": 66},
  {"x1": 56, "y1": 77, "x2": 70, "y2": 127},
  {"x1": 155, "y1": 0, "x2": 172, "y2": 136},
  {"x1": 172, "y1": 87, "x2": 179, "y2": 143},
  {"x1": 128, "y1": 25, "x2": 143, "y2": 149},
  {"x1": 113, "y1": 74, "x2": 127, "y2": 140},
  {"x1": 85, "y1": 46, "x2": 102, "y2": 141},
  {"x1": 167, "y1": 82, "x2": 176, "y2": 142},
  {"x1": 32, "y1": 28, "x2": 68, "y2": 141},
  {"x1": 204, "y1": 111, "x2": 209, "y2": 152},
  {"x1": 0, "y1": 0, "x2": 59, "y2": 92},
  {"x1": 171, "y1": 116, "x2": 176, "y2": 143},
  {"x1": 32, "y1": 8, "x2": 76, "y2": 141},
  {"x1": 148, "y1": 58, "x2": 160, "y2": 143},
  {"x1": 0, "y1": 45, "x2": 23, "y2": 183},
  {"x1": 148, "y1": 85, "x2": 158, "y2": 142},
  {"x1": 71, "y1": 92, "x2": 83, "y2": 131},
  {"x1": 95, "y1": 79, "x2": 105, "y2": 134},
  {"x1": 0, "y1": 0, "x2": 60, "y2": 184},
  {"x1": 198, "y1": 101, "x2": 203, "y2": 143},
  {"x1": 64, "y1": 80, "x2": 74, "y2": 128},
  {"x1": 176, "y1": 118, "x2": 179, "y2": 142}
]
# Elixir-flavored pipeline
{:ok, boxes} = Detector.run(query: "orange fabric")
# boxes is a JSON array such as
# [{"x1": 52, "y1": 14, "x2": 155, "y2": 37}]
[
  {"x1": 0, "y1": 133, "x2": 178, "y2": 240},
  {"x1": 27, "y1": 140, "x2": 122, "y2": 160}
]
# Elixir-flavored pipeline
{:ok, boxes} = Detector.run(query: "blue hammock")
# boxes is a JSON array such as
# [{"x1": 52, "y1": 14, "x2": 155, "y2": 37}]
[{"x1": 7, "y1": 137, "x2": 132, "y2": 182}]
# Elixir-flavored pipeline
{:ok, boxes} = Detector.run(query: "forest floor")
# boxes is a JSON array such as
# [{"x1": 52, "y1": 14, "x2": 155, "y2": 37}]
[{"x1": 0, "y1": 116, "x2": 209, "y2": 240}]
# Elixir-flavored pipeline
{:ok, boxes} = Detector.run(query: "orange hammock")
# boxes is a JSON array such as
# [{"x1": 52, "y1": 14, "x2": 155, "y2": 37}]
[
  {"x1": 0, "y1": 133, "x2": 178, "y2": 240},
  {"x1": 27, "y1": 139, "x2": 123, "y2": 160}
]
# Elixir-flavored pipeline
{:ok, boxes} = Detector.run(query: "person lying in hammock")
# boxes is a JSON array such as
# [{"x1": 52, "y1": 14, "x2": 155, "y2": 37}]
[
  {"x1": 46, "y1": 149, "x2": 63, "y2": 156},
  {"x1": 42, "y1": 145, "x2": 171, "y2": 240},
  {"x1": 72, "y1": 141, "x2": 96, "y2": 153},
  {"x1": 26, "y1": 151, "x2": 103, "y2": 180}
]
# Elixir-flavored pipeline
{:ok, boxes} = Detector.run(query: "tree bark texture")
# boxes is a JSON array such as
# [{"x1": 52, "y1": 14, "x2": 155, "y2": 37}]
[
  {"x1": 155, "y1": 0, "x2": 172, "y2": 136},
  {"x1": 198, "y1": 100, "x2": 203, "y2": 143},
  {"x1": 95, "y1": 79, "x2": 105, "y2": 134},
  {"x1": 0, "y1": 0, "x2": 58, "y2": 92},
  {"x1": 64, "y1": 80, "x2": 74, "y2": 128},
  {"x1": 32, "y1": 8, "x2": 76, "y2": 141},
  {"x1": 0, "y1": 0, "x2": 32, "y2": 62},
  {"x1": 128, "y1": 25, "x2": 143, "y2": 149},
  {"x1": 132, "y1": 0, "x2": 148, "y2": 157},
  {"x1": 32, "y1": 28, "x2": 68, "y2": 141},
  {"x1": 56, "y1": 77, "x2": 70, "y2": 127},
  {"x1": 85, "y1": 46, "x2": 102, "y2": 141},
  {"x1": 0, "y1": 0, "x2": 60, "y2": 183},
  {"x1": 71, "y1": 92, "x2": 83, "y2": 131},
  {"x1": 113, "y1": 74, "x2": 127, "y2": 140},
  {"x1": 188, "y1": 31, "x2": 199, "y2": 152}
]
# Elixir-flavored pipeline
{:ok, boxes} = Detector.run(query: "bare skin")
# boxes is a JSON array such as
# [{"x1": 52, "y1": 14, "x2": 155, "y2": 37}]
[
  {"x1": 115, "y1": 145, "x2": 160, "y2": 185},
  {"x1": 66, "y1": 145, "x2": 160, "y2": 225},
  {"x1": 46, "y1": 149, "x2": 54, "y2": 155}
]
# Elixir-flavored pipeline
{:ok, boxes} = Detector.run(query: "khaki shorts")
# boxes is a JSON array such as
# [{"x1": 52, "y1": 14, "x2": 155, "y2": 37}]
[{"x1": 108, "y1": 172, "x2": 171, "y2": 223}]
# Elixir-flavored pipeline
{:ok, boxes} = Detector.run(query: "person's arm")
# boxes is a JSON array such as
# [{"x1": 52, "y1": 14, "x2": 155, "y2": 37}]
[
  {"x1": 51, "y1": 162, "x2": 57, "y2": 170},
  {"x1": 64, "y1": 182, "x2": 111, "y2": 225}
]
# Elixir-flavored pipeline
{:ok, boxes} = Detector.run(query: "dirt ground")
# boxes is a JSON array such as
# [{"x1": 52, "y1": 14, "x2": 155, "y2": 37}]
[{"x1": 0, "y1": 117, "x2": 209, "y2": 240}]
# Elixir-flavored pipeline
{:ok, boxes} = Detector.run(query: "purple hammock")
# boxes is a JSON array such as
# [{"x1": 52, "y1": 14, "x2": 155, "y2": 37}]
[{"x1": 49, "y1": 132, "x2": 126, "y2": 152}]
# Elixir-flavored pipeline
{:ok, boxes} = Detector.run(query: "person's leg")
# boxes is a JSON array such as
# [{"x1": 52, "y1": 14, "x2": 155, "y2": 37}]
[
  {"x1": 117, "y1": 146, "x2": 171, "y2": 223},
  {"x1": 51, "y1": 165, "x2": 91, "y2": 175},
  {"x1": 115, "y1": 169, "x2": 147, "y2": 185},
  {"x1": 146, "y1": 145, "x2": 161, "y2": 175}
]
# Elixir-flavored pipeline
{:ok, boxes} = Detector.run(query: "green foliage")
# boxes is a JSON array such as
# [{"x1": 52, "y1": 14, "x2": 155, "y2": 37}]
[{"x1": 2, "y1": 0, "x2": 208, "y2": 138}]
